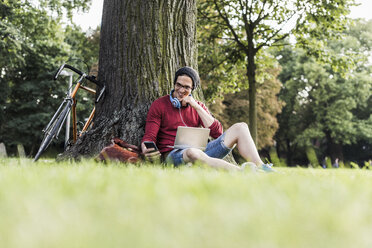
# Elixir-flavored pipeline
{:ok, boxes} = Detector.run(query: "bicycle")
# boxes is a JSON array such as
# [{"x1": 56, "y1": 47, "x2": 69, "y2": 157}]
[{"x1": 33, "y1": 64, "x2": 106, "y2": 162}]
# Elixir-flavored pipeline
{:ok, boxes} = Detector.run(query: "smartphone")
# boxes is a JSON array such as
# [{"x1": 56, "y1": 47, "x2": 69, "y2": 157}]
[{"x1": 144, "y1": 141, "x2": 159, "y2": 151}]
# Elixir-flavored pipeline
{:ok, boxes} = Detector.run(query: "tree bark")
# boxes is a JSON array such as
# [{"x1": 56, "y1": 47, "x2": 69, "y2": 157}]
[
  {"x1": 64, "y1": 0, "x2": 198, "y2": 158},
  {"x1": 326, "y1": 132, "x2": 344, "y2": 164},
  {"x1": 247, "y1": 61, "x2": 257, "y2": 145},
  {"x1": 247, "y1": 26, "x2": 257, "y2": 145}
]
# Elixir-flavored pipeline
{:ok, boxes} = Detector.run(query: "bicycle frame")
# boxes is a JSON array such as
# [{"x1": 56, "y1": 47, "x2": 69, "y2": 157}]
[
  {"x1": 69, "y1": 81, "x2": 96, "y2": 143},
  {"x1": 54, "y1": 63, "x2": 105, "y2": 144}
]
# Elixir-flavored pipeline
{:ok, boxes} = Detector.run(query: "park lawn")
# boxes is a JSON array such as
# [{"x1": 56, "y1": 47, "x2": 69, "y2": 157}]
[{"x1": 0, "y1": 158, "x2": 372, "y2": 248}]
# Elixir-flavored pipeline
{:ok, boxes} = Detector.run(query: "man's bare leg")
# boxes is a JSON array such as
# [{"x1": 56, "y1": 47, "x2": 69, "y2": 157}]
[
  {"x1": 183, "y1": 148, "x2": 241, "y2": 171},
  {"x1": 223, "y1": 122, "x2": 264, "y2": 166}
]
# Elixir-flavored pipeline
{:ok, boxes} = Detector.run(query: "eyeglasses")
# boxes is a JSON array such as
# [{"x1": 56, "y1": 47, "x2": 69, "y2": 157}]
[{"x1": 175, "y1": 82, "x2": 193, "y2": 91}]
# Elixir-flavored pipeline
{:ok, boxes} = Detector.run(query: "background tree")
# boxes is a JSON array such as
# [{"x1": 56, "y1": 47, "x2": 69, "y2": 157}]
[
  {"x1": 1, "y1": 1, "x2": 24, "y2": 137},
  {"x1": 66, "y1": 0, "x2": 199, "y2": 158},
  {"x1": 208, "y1": 63, "x2": 284, "y2": 163},
  {"x1": 198, "y1": 0, "x2": 356, "y2": 144},
  {"x1": 204, "y1": 51, "x2": 284, "y2": 150},
  {"x1": 0, "y1": 0, "x2": 98, "y2": 156},
  {"x1": 197, "y1": 14, "x2": 284, "y2": 156},
  {"x1": 275, "y1": 19, "x2": 372, "y2": 166}
]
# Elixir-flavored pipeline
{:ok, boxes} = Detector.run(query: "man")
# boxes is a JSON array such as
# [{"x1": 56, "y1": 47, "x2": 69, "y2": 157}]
[{"x1": 141, "y1": 66, "x2": 274, "y2": 172}]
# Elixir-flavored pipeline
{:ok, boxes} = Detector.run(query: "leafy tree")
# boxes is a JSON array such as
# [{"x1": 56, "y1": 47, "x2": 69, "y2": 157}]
[
  {"x1": 198, "y1": 0, "x2": 357, "y2": 144},
  {"x1": 0, "y1": 1, "x2": 24, "y2": 129},
  {"x1": 0, "y1": 0, "x2": 97, "y2": 155},
  {"x1": 198, "y1": 15, "x2": 285, "y2": 153},
  {"x1": 197, "y1": 17, "x2": 247, "y2": 102},
  {"x1": 275, "y1": 19, "x2": 372, "y2": 165},
  {"x1": 206, "y1": 54, "x2": 284, "y2": 151},
  {"x1": 64, "y1": 25, "x2": 101, "y2": 71}
]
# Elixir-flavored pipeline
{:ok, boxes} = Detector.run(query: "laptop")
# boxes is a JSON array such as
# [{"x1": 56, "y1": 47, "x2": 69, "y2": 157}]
[{"x1": 169, "y1": 126, "x2": 210, "y2": 150}]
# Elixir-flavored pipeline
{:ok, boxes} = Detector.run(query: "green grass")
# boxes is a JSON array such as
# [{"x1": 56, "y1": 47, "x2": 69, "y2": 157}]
[{"x1": 1, "y1": 158, "x2": 372, "y2": 248}]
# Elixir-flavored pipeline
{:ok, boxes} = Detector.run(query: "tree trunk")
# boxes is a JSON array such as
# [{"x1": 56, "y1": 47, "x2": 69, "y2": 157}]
[
  {"x1": 247, "y1": 71, "x2": 257, "y2": 144},
  {"x1": 247, "y1": 50, "x2": 257, "y2": 145},
  {"x1": 64, "y1": 0, "x2": 198, "y2": 158},
  {"x1": 286, "y1": 138, "x2": 292, "y2": 167},
  {"x1": 326, "y1": 132, "x2": 344, "y2": 164}
]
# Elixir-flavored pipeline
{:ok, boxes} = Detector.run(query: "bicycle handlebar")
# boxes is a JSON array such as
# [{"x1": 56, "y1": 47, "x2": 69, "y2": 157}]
[
  {"x1": 54, "y1": 63, "x2": 106, "y2": 103},
  {"x1": 54, "y1": 63, "x2": 103, "y2": 87}
]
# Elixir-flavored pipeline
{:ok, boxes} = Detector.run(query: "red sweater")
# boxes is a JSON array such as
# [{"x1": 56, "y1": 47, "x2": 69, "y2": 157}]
[{"x1": 142, "y1": 95, "x2": 223, "y2": 153}]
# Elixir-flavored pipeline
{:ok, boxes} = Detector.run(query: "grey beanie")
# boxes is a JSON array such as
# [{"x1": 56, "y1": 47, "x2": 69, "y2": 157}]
[{"x1": 174, "y1": 66, "x2": 200, "y2": 90}]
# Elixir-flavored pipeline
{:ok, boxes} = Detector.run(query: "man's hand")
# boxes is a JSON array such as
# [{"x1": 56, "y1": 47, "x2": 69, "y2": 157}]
[
  {"x1": 141, "y1": 142, "x2": 161, "y2": 162},
  {"x1": 181, "y1": 95, "x2": 198, "y2": 108},
  {"x1": 181, "y1": 95, "x2": 214, "y2": 128}
]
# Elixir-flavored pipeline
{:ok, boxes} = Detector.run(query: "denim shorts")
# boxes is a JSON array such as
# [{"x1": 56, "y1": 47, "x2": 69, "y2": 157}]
[{"x1": 165, "y1": 133, "x2": 233, "y2": 167}]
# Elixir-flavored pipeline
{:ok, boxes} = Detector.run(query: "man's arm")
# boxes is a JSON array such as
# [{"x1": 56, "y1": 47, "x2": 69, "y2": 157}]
[
  {"x1": 183, "y1": 95, "x2": 223, "y2": 138},
  {"x1": 141, "y1": 101, "x2": 162, "y2": 158},
  {"x1": 183, "y1": 96, "x2": 214, "y2": 127}
]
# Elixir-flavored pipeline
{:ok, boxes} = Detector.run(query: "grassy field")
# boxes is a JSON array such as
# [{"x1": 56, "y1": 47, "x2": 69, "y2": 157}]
[{"x1": 1, "y1": 158, "x2": 372, "y2": 248}]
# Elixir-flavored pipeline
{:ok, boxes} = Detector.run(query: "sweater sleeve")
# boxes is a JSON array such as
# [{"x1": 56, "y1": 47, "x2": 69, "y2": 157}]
[
  {"x1": 208, "y1": 119, "x2": 223, "y2": 138},
  {"x1": 198, "y1": 101, "x2": 223, "y2": 139},
  {"x1": 141, "y1": 101, "x2": 161, "y2": 143}
]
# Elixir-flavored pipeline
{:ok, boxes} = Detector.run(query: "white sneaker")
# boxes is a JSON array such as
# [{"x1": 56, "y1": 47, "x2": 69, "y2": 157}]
[{"x1": 258, "y1": 163, "x2": 276, "y2": 173}]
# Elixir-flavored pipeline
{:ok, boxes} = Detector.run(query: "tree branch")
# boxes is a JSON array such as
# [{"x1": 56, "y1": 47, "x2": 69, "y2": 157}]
[
  {"x1": 254, "y1": 0, "x2": 276, "y2": 26},
  {"x1": 198, "y1": 9, "x2": 229, "y2": 27},
  {"x1": 247, "y1": 0, "x2": 253, "y2": 24},
  {"x1": 255, "y1": 8, "x2": 301, "y2": 51},
  {"x1": 256, "y1": 0, "x2": 268, "y2": 24},
  {"x1": 256, "y1": 32, "x2": 290, "y2": 51},
  {"x1": 212, "y1": 0, "x2": 248, "y2": 53}
]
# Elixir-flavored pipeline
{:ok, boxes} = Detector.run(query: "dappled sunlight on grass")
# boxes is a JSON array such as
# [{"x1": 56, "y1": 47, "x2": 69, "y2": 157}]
[{"x1": 1, "y1": 158, "x2": 372, "y2": 248}]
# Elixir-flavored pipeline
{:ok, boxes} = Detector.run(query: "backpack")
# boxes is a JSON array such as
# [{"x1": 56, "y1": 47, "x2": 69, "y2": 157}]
[{"x1": 97, "y1": 137, "x2": 142, "y2": 163}]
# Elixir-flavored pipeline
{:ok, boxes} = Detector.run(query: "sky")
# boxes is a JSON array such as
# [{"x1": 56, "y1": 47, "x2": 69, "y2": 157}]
[
  {"x1": 72, "y1": 0, "x2": 103, "y2": 31},
  {"x1": 73, "y1": 0, "x2": 371, "y2": 31}
]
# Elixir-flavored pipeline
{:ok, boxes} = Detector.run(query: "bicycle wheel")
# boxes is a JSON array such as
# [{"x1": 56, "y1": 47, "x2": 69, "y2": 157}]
[{"x1": 33, "y1": 101, "x2": 72, "y2": 162}]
